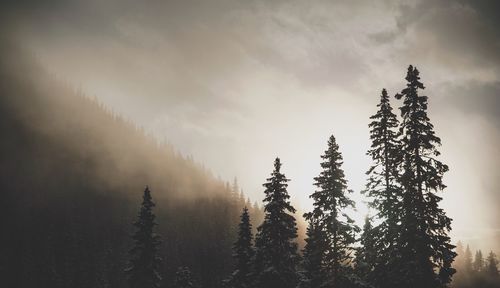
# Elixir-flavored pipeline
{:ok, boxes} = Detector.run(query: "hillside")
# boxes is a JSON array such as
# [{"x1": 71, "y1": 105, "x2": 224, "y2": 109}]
[{"x1": 0, "y1": 39, "x2": 263, "y2": 288}]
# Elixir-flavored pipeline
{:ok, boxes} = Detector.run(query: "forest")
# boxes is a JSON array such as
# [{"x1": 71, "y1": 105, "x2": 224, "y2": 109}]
[{"x1": 0, "y1": 38, "x2": 499, "y2": 288}]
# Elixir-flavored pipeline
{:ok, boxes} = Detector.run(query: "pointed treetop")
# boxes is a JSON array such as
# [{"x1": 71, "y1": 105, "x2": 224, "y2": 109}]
[{"x1": 274, "y1": 157, "x2": 282, "y2": 172}]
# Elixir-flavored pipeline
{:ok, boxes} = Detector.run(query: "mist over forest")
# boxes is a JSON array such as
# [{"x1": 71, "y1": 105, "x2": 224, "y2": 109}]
[
  {"x1": 0, "y1": 37, "x2": 269, "y2": 287},
  {"x1": 1, "y1": 1, "x2": 500, "y2": 288}
]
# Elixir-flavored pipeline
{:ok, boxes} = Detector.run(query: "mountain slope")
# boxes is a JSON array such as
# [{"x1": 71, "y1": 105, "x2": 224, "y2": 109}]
[{"x1": 0, "y1": 39, "x2": 261, "y2": 288}]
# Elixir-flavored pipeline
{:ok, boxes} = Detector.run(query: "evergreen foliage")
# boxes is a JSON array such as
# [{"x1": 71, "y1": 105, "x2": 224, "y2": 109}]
[
  {"x1": 363, "y1": 88, "x2": 402, "y2": 288},
  {"x1": 303, "y1": 135, "x2": 359, "y2": 287},
  {"x1": 473, "y1": 250, "x2": 484, "y2": 272},
  {"x1": 394, "y1": 65, "x2": 456, "y2": 287},
  {"x1": 298, "y1": 219, "x2": 328, "y2": 288},
  {"x1": 125, "y1": 186, "x2": 162, "y2": 288},
  {"x1": 486, "y1": 251, "x2": 499, "y2": 277},
  {"x1": 225, "y1": 207, "x2": 254, "y2": 288},
  {"x1": 451, "y1": 243, "x2": 499, "y2": 288},
  {"x1": 354, "y1": 217, "x2": 377, "y2": 286},
  {"x1": 253, "y1": 158, "x2": 299, "y2": 288}
]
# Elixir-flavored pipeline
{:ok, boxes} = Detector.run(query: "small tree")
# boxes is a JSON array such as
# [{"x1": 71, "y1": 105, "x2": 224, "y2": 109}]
[
  {"x1": 299, "y1": 219, "x2": 328, "y2": 288},
  {"x1": 473, "y1": 250, "x2": 484, "y2": 273},
  {"x1": 225, "y1": 207, "x2": 254, "y2": 288},
  {"x1": 125, "y1": 186, "x2": 162, "y2": 288},
  {"x1": 486, "y1": 251, "x2": 499, "y2": 277},
  {"x1": 355, "y1": 217, "x2": 377, "y2": 285}
]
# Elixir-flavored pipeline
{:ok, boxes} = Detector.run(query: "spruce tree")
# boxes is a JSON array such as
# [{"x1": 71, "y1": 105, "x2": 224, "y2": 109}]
[
  {"x1": 253, "y1": 158, "x2": 299, "y2": 288},
  {"x1": 486, "y1": 251, "x2": 499, "y2": 277},
  {"x1": 364, "y1": 88, "x2": 402, "y2": 288},
  {"x1": 225, "y1": 207, "x2": 254, "y2": 288},
  {"x1": 298, "y1": 219, "x2": 328, "y2": 288},
  {"x1": 303, "y1": 135, "x2": 359, "y2": 287},
  {"x1": 395, "y1": 65, "x2": 456, "y2": 287},
  {"x1": 125, "y1": 186, "x2": 162, "y2": 288}
]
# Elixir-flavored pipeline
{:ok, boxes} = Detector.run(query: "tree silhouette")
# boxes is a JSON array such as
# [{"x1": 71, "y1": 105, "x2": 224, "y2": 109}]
[
  {"x1": 364, "y1": 88, "x2": 402, "y2": 288},
  {"x1": 354, "y1": 217, "x2": 377, "y2": 286},
  {"x1": 125, "y1": 186, "x2": 162, "y2": 288},
  {"x1": 225, "y1": 207, "x2": 254, "y2": 288},
  {"x1": 303, "y1": 135, "x2": 359, "y2": 287},
  {"x1": 395, "y1": 65, "x2": 456, "y2": 287},
  {"x1": 253, "y1": 158, "x2": 299, "y2": 288},
  {"x1": 486, "y1": 251, "x2": 499, "y2": 277},
  {"x1": 299, "y1": 219, "x2": 328, "y2": 288},
  {"x1": 473, "y1": 250, "x2": 484, "y2": 272}
]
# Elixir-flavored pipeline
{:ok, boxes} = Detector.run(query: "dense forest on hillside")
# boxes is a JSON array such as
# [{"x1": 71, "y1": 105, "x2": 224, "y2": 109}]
[{"x1": 0, "y1": 40, "x2": 266, "y2": 288}]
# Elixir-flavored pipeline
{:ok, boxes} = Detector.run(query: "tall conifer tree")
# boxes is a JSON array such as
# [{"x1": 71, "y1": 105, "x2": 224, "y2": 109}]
[
  {"x1": 364, "y1": 88, "x2": 402, "y2": 288},
  {"x1": 253, "y1": 158, "x2": 299, "y2": 288},
  {"x1": 125, "y1": 186, "x2": 162, "y2": 288},
  {"x1": 395, "y1": 65, "x2": 456, "y2": 287},
  {"x1": 304, "y1": 135, "x2": 359, "y2": 287}
]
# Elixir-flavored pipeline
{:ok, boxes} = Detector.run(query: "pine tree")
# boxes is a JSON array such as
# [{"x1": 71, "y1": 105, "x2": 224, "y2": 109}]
[
  {"x1": 125, "y1": 186, "x2": 162, "y2": 288},
  {"x1": 253, "y1": 158, "x2": 299, "y2": 288},
  {"x1": 395, "y1": 65, "x2": 456, "y2": 287},
  {"x1": 363, "y1": 88, "x2": 402, "y2": 288},
  {"x1": 298, "y1": 219, "x2": 328, "y2": 288},
  {"x1": 354, "y1": 217, "x2": 377, "y2": 286},
  {"x1": 473, "y1": 250, "x2": 484, "y2": 272},
  {"x1": 225, "y1": 207, "x2": 254, "y2": 288},
  {"x1": 303, "y1": 135, "x2": 359, "y2": 287},
  {"x1": 174, "y1": 266, "x2": 198, "y2": 288},
  {"x1": 486, "y1": 251, "x2": 499, "y2": 277}
]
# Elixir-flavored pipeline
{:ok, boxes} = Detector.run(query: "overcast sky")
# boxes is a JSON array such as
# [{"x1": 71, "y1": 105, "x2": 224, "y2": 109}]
[{"x1": 4, "y1": 0, "x2": 500, "y2": 251}]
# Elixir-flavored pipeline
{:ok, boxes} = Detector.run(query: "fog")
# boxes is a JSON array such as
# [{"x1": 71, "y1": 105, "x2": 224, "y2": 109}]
[{"x1": 2, "y1": 0, "x2": 500, "y2": 252}]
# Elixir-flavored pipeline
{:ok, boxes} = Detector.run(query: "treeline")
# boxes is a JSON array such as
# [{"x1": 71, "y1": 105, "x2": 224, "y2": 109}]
[
  {"x1": 126, "y1": 65, "x2": 495, "y2": 288},
  {"x1": 452, "y1": 241, "x2": 500, "y2": 288}
]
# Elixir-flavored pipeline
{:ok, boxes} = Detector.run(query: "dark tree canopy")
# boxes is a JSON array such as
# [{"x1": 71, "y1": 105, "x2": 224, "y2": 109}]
[
  {"x1": 486, "y1": 251, "x2": 499, "y2": 277},
  {"x1": 253, "y1": 158, "x2": 299, "y2": 288},
  {"x1": 354, "y1": 217, "x2": 377, "y2": 286},
  {"x1": 125, "y1": 186, "x2": 162, "y2": 288},
  {"x1": 363, "y1": 88, "x2": 402, "y2": 288},
  {"x1": 225, "y1": 207, "x2": 254, "y2": 288},
  {"x1": 395, "y1": 65, "x2": 456, "y2": 287},
  {"x1": 299, "y1": 219, "x2": 328, "y2": 288},
  {"x1": 303, "y1": 135, "x2": 359, "y2": 287}
]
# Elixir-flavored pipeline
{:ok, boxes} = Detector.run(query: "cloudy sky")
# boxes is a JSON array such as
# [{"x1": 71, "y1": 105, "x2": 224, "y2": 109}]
[{"x1": 4, "y1": 0, "x2": 500, "y2": 251}]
